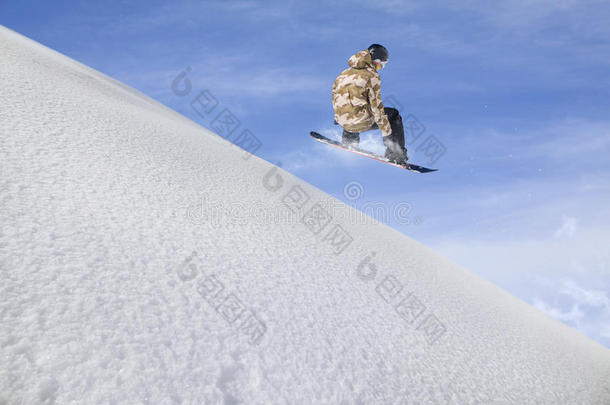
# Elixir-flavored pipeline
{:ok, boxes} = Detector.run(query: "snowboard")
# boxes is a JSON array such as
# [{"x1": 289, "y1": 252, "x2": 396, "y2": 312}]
[{"x1": 310, "y1": 132, "x2": 437, "y2": 173}]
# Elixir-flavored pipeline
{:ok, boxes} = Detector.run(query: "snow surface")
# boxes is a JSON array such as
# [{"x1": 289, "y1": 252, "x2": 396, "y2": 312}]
[{"x1": 1, "y1": 25, "x2": 609, "y2": 405}]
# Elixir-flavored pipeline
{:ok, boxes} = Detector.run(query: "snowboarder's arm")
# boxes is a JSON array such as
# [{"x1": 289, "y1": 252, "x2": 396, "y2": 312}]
[{"x1": 367, "y1": 76, "x2": 392, "y2": 137}]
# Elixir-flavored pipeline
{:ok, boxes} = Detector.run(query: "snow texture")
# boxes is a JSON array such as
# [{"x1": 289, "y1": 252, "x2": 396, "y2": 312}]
[{"x1": 1, "y1": 25, "x2": 609, "y2": 404}]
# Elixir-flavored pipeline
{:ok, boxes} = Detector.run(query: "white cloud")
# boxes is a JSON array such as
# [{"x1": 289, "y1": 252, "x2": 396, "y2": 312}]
[
  {"x1": 202, "y1": 68, "x2": 328, "y2": 98},
  {"x1": 532, "y1": 298, "x2": 584, "y2": 323},
  {"x1": 559, "y1": 279, "x2": 610, "y2": 310},
  {"x1": 553, "y1": 215, "x2": 578, "y2": 239},
  {"x1": 602, "y1": 324, "x2": 610, "y2": 338},
  {"x1": 518, "y1": 119, "x2": 610, "y2": 161},
  {"x1": 530, "y1": 279, "x2": 610, "y2": 346},
  {"x1": 431, "y1": 228, "x2": 610, "y2": 347},
  {"x1": 119, "y1": 62, "x2": 329, "y2": 106},
  {"x1": 446, "y1": 118, "x2": 610, "y2": 167}
]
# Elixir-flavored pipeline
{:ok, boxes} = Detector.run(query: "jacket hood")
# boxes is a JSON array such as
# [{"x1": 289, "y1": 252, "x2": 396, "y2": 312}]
[{"x1": 348, "y1": 50, "x2": 375, "y2": 70}]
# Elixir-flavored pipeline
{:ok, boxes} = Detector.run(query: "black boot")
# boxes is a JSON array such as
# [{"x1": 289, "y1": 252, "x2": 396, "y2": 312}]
[
  {"x1": 381, "y1": 107, "x2": 408, "y2": 164},
  {"x1": 341, "y1": 129, "x2": 360, "y2": 148},
  {"x1": 384, "y1": 147, "x2": 408, "y2": 165},
  {"x1": 383, "y1": 136, "x2": 408, "y2": 165}
]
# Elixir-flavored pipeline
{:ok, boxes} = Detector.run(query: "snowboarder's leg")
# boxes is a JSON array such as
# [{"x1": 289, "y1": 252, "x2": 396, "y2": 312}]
[
  {"x1": 381, "y1": 107, "x2": 408, "y2": 164},
  {"x1": 341, "y1": 129, "x2": 360, "y2": 148}
]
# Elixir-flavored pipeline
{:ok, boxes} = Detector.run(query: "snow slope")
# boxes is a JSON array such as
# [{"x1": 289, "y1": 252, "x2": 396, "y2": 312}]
[{"x1": 1, "y1": 25, "x2": 609, "y2": 404}]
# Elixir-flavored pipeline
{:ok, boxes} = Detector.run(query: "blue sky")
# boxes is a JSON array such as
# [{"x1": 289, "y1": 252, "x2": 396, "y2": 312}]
[{"x1": 3, "y1": 0, "x2": 609, "y2": 347}]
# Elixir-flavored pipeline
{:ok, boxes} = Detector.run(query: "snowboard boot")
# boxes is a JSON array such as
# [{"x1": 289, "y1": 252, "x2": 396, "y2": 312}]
[
  {"x1": 383, "y1": 135, "x2": 408, "y2": 165},
  {"x1": 384, "y1": 147, "x2": 408, "y2": 165},
  {"x1": 385, "y1": 145, "x2": 409, "y2": 165},
  {"x1": 341, "y1": 129, "x2": 360, "y2": 148}
]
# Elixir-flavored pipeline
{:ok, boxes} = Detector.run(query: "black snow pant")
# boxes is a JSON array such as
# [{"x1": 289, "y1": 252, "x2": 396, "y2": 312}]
[{"x1": 341, "y1": 107, "x2": 406, "y2": 152}]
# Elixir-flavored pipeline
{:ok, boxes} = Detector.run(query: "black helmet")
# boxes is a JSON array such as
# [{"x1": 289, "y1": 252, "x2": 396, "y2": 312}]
[{"x1": 368, "y1": 44, "x2": 388, "y2": 62}]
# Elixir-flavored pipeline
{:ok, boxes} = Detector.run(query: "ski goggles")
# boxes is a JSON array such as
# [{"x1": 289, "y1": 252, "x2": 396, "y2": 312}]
[{"x1": 374, "y1": 59, "x2": 388, "y2": 70}]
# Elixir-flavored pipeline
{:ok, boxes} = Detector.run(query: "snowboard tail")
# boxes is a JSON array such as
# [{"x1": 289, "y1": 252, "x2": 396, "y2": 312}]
[{"x1": 309, "y1": 132, "x2": 437, "y2": 173}]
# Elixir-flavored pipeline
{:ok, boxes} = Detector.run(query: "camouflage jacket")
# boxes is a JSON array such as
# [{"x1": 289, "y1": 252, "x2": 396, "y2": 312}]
[{"x1": 332, "y1": 50, "x2": 391, "y2": 136}]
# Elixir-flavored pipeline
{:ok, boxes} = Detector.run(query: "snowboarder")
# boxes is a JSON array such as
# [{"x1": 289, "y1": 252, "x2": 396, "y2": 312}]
[{"x1": 332, "y1": 44, "x2": 408, "y2": 165}]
